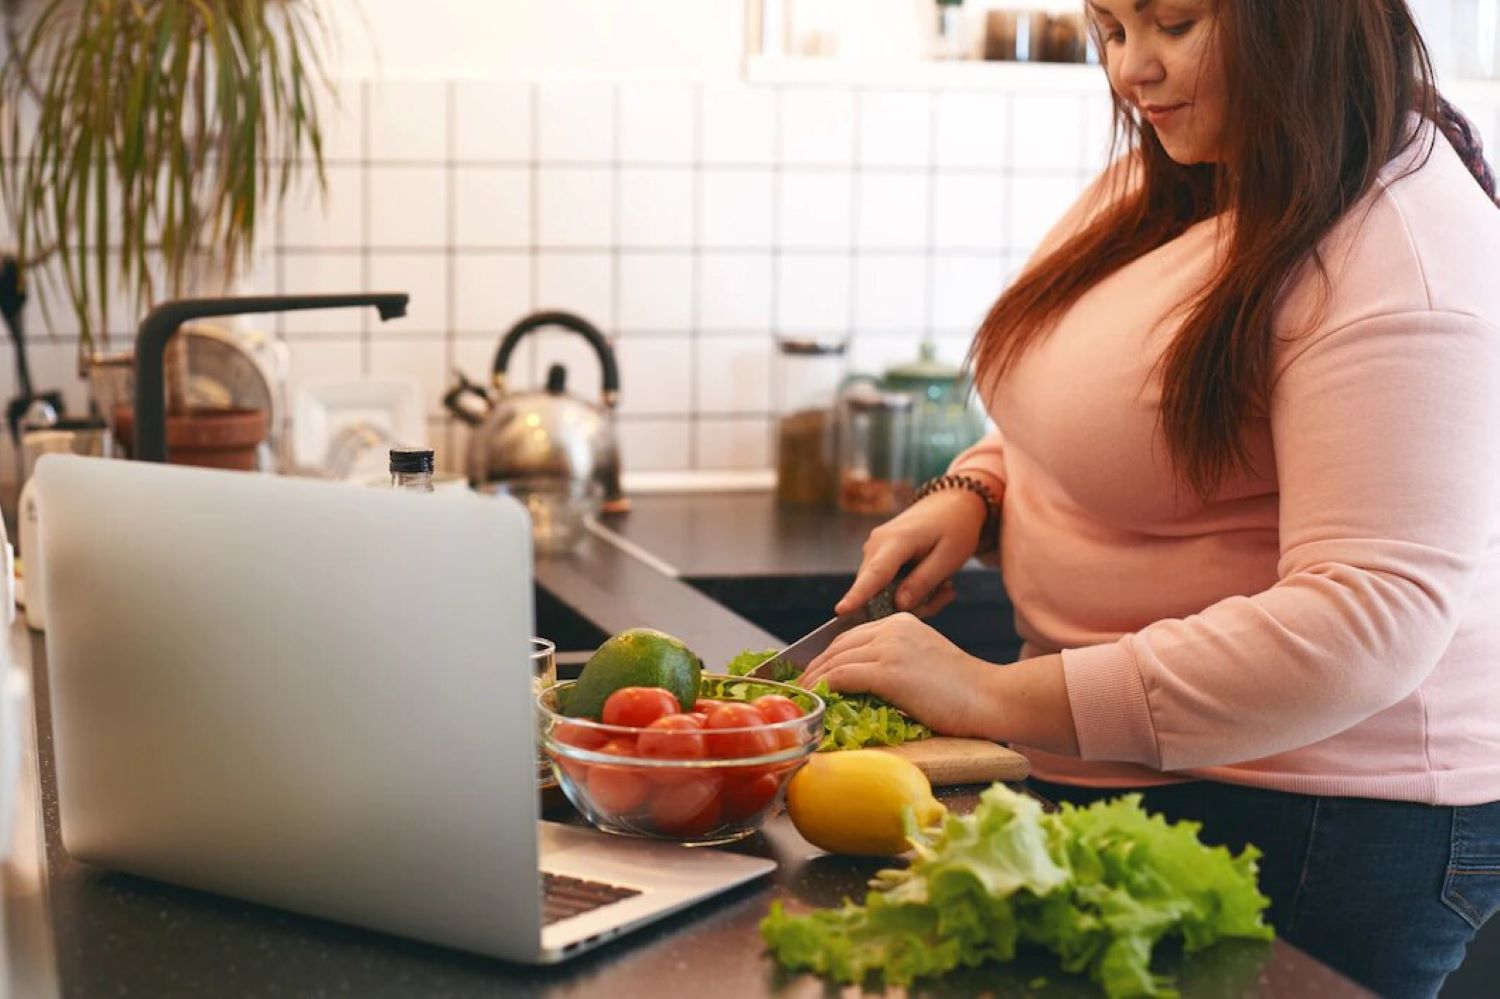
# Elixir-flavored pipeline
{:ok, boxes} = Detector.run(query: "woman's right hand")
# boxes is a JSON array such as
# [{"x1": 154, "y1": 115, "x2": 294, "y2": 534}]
[{"x1": 835, "y1": 489, "x2": 989, "y2": 618}]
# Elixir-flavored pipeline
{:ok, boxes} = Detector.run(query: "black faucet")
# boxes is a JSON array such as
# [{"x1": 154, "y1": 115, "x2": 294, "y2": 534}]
[{"x1": 133, "y1": 293, "x2": 409, "y2": 463}]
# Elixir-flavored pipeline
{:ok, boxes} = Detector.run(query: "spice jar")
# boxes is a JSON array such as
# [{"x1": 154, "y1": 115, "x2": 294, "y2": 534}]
[
  {"x1": 836, "y1": 382, "x2": 915, "y2": 516},
  {"x1": 774, "y1": 337, "x2": 846, "y2": 507}
]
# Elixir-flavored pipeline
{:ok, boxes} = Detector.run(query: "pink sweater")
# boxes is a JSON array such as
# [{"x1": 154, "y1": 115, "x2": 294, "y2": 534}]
[{"x1": 953, "y1": 130, "x2": 1500, "y2": 805}]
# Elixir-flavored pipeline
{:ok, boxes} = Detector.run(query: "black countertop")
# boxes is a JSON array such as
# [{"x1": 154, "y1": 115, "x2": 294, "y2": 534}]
[
  {"x1": 16, "y1": 491, "x2": 1377, "y2": 998},
  {"x1": 536, "y1": 493, "x2": 1016, "y2": 669}
]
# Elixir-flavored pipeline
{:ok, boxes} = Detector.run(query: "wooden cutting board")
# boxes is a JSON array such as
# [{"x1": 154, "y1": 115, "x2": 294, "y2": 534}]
[{"x1": 878, "y1": 737, "x2": 1030, "y2": 786}]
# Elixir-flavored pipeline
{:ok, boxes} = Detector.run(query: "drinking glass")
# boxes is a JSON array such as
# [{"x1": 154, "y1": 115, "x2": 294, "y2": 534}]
[{"x1": 531, "y1": 637, "x2": 557, "y2": 785}]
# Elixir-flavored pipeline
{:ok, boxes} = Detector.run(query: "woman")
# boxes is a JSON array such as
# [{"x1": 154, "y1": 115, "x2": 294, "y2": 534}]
[{"x1": 798, "y1": 2, "x2": 1500, "y2": 996}]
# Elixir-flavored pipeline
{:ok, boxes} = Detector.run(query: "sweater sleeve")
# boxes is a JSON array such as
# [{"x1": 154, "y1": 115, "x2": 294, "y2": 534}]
[
  {"x1": 948, "y1": 430, "x2": 1008, "y2": 500},
  {"x1": 1062, "y1": 309, "x2": 1500, "y2": 769}
]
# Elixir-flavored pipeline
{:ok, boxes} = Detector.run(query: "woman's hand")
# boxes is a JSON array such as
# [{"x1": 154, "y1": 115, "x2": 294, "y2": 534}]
[
  {"x1": 799, "y1": 612, "x2": 999, "y2": 739},
  {"x1": 836, "y1": 490, "x2": 988, "y2": 617},
  {"x1": 799, "y1": 613, "x2": 1081, "y2": 754}
]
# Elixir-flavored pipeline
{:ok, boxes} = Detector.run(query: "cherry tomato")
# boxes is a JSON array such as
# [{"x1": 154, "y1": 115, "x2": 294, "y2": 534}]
[
  {"x1": 648, "y1": 777, "x2": 724, "y2": 837},
  {"x1": 587, "y1": 738, "x2": 649, "y2": 814},
  {"x1": 752, "y1": 695, "x2": 802, "y2": 724},
  {"x1": 602, "y1": 687, "x2": 681, "y2": 728},
  {"x1": 722, "y1": 772, "x2": 780, "y2": 822},
  {"x1": 689, "y1": 698, "x2": 730, "y2": 716},
  {"x1": 553, "y1": 721, "x2": 609, "y2": 751},
  {"x1": 552, "y1": 724, "x2": 611, "y2": 782},
  {"x1": 596, "y1": 735, "x2": 639, "y2": 757},
  {"x1": 637, "y1": 714, "x2": 709, "y2": 761},
  {"x1": 753, "y1": 694, "x2": 805, "y2": 748},
  {"x1": 704, "y1": 703, "x2": 778, "y2": 759}
]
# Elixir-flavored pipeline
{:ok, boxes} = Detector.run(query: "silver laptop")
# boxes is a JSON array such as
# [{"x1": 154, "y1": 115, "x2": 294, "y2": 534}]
[{"x1": 32, "y1": 455, "x2": 773, "y2": 963}]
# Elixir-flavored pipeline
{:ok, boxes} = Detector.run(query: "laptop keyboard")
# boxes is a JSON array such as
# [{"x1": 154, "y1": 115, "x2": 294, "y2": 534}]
[{"x1": 541, "y1": 872, "x2": 642, "y2": 926}]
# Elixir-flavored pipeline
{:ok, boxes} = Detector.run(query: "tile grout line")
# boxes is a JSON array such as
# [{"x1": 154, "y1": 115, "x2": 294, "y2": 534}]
[
  {"x1": 689, "y1": 83, "x2": 706, "y2": 473},
  {"x1": 844, "y1": 86, "x2": 860, "y2": 401},
  {"x1": 444, "y1": 81, "x2": 458, "y2": 467},
  {"x1": 527, "y1": 82, "x2": 540, "y2": 388},
  {"x1": 359, "y1": 80, "x2": 372, "y2": 375}
]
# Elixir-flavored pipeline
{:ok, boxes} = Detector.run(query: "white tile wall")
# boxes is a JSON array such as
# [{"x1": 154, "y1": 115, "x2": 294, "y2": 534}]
[
  {"x1": 262, "y1": 78, "x2": 1104, "y2": 475},
  {"x1": 854, "y1": 173, "x2": 929, "y2": 249},
  {"x1": 699, "y1": 253, "x2": 773, "y2": 331},
  {"x1": 453, "y1": 254, "x2": 531, "y2": 334},
  {"x1": 452, "y1": 82, "x2": 533, "y2": 162},
  {"x1": 615, "y1": 338, "x2": 693, "y2": 416},
  {"x1": 859, "y1": 92, "x2": 933, "y2": 168},
  {"x1": 536, "y1": 167, "x2": 615, "y2": 247},
  {"x1": 1010, "y1": 93, "x2": 1087, "y2": 171},
  {"x1": 453, "y1": 167, "x2": 531, "y2": 248},
  {"x1": 280, "y1": 165, "x2": 363, "y2": 248},
  {"x1": 779, "y1": 91, "x2": 856, "y2": 165},
  {"x1": 535, "y1": 252, "x2": 612, "y2": 322},
  {"x1": 934, "y1": 93, "x2": 1011, "y2": 167},
  {"x1": 696, "y1": 417, "x2": 772, "y2": 470},
  {"x1": 536, "y1": 83, "x2": 616, "y2": 162},
  {"x1": 617, "y1": 253, "x2": 694, "y2": 333},
  {"x1": 853, "y1": 254, "x2": 928, "y2": 332},
  {"x1": 695, "y1": 336, "x2": 773, "y2": 415},
  {"x1": 368, "y1": 81, "x2": 449, "y2": 162},
  {"x1": 618, "y1": 85, "x2": 697, "y2": 164},
  {"x1": 618, "y1": 168, "x2": 695, "y2": 248},
  {"x1": 933, "y1": 174, "x2": 1008, "y2": 250},
  {"x1": 777, "y1": 254, "x2": 850, "y2": 333},
  {"x1": 931, "y1": 255, "x2": 1006, "y2": 332},
  {"x1": 368, "y1": 253, "x2": 448, "y2": 333},
  {"x1": 701, "y1": 170, "x2": 775, "y2": 248},
  {"x1": 618, "y1": 418, "x2": 692, "y2": 471},
  {"x1": 280, "y1": 253, "x2": 365, "y2": 336},
  {"x1": 701, "y1": 86, "x2": 777, "y2": 165},
  {"x1": 368, "y1": 166, "x2": 447, "y2": 247},
  {"x1": 778, "y1": 170, "x2": 854, "y2": 250}
]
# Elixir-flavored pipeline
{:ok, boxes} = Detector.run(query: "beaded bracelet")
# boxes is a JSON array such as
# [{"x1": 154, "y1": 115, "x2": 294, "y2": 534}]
[{"x1": 911, "y1": 473, "x2": 1001, "y2": 551}]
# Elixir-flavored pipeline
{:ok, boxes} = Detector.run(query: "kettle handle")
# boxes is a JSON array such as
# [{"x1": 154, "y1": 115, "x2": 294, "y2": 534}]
[{"x1": 492, "y1": 310, "x2": 620, "y2": 409}]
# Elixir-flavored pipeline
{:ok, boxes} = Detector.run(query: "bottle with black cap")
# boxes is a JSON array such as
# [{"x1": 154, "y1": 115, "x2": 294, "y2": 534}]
[{"x1": 389, "y1": 447, "x2": 435, "y2": 493}]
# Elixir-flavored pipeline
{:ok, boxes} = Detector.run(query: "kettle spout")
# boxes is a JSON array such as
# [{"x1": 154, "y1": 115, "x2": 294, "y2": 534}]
[{"x1": 442, "y1": 371, "x2": 493, "y2": 427}]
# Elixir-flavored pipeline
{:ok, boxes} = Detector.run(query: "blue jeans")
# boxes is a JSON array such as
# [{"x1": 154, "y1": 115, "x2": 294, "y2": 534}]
[{"x1": 1028, "y1": 777, "x2": 1500, "y2": 998}]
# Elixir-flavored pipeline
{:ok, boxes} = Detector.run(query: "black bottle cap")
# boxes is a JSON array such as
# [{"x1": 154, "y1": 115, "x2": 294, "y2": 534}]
[{"x1": 389, "y1": 447, "x2": 435, "y2": 474}]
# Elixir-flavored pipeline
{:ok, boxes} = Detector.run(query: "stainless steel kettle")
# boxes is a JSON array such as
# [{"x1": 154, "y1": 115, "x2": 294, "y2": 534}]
[{"x1": 443, "y1": 310, "x2": 627, "y2": 512}]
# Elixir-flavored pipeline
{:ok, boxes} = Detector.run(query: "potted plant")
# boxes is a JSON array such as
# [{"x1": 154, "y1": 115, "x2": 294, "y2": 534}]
[{"x1": 0, "y1": 0, "x2": 338, "y2": 469}]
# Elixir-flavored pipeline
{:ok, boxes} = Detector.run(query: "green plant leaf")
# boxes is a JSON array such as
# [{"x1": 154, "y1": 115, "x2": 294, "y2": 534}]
[{"x1": 0, "y1": 0, "x2": 335, "y2": 348}]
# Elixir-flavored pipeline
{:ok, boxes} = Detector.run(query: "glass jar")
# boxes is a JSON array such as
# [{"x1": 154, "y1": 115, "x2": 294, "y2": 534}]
[
  {"x1": 774, "y1": 337, "x2": 846, "y2": 507},
  {"x1": 836, "y1": 384, "x2": 915, "y2": 516},
  {"x1": 882, "y1": 342, "x2": 985, "y2": 485}
]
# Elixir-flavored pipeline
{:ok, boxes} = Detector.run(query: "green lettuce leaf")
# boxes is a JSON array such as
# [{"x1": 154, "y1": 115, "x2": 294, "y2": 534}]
[
  {"x1": 760, "y1": 784, "x2": 1273, "y2": 998},
  {"x1": 723, "y1": 650, "x2": 931, "y2": 750}
]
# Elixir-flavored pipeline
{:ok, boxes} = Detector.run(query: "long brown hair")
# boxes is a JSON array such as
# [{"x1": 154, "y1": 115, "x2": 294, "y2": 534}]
[{"x1": 970, "y1": 1, "x2": 1445, "y2": 499}]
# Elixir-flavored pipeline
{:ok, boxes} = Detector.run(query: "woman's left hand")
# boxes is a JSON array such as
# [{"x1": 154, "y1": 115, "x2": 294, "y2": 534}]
[{"x1": 798, "y1": 612, "x2": 998, "y2": 739}]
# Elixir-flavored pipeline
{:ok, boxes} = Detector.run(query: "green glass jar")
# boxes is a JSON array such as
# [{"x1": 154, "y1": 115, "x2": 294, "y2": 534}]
[{"x1": 881, "y1": 342, "x2": 985, "y2": 484}]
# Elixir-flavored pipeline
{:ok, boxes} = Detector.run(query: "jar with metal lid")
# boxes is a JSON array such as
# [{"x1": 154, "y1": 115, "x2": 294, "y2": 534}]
[
  {"x1": 881, "y1": 342, "x2": 986, "y2": 485},
  {"x1": 836, "y1": 382, "x2": 915, "y2": 516},
  {"x1": 774, "y1": 336, "x2": 846, "y2": 507}
]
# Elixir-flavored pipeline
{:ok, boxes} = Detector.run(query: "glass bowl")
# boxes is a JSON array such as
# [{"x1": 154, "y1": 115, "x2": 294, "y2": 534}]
[
  {"x1": 537, "y1": 674, "x2": 825, "y2": 846},
  {"x1": 488, "y1": 477, "x2": 602, "y2": 554}
]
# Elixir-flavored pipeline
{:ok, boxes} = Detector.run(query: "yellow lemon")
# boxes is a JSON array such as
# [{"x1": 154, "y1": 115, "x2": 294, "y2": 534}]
[{"x1": 786, "y1": 750, "x2": 946, "y2": 857}]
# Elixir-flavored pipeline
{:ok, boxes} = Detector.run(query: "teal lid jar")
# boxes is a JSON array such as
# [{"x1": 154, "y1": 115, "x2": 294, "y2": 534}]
[{"x1": 881, "y1": 342, "x2": 985, "y2": 484}]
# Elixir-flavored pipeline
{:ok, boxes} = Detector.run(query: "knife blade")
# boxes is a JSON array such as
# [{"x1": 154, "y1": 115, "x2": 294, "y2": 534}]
[{"x1": 747, "y1": 576, "x2": 904, "y2": 681}]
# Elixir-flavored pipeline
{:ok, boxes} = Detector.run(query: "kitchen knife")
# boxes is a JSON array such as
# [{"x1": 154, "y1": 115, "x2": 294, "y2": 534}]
[{"x1": 747, "y1": 572, "x2": 906, "y2": 681}]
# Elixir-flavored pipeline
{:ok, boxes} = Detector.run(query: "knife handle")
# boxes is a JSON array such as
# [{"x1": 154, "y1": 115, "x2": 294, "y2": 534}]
[{"x1": 863, "y1": 563, "x2": 915, "y2": 620}]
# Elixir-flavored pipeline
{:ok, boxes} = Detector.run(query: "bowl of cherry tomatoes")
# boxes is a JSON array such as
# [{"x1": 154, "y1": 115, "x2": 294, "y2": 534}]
[{"x1": 537, "y1": 675, "x2": 825, "y2": 845}]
